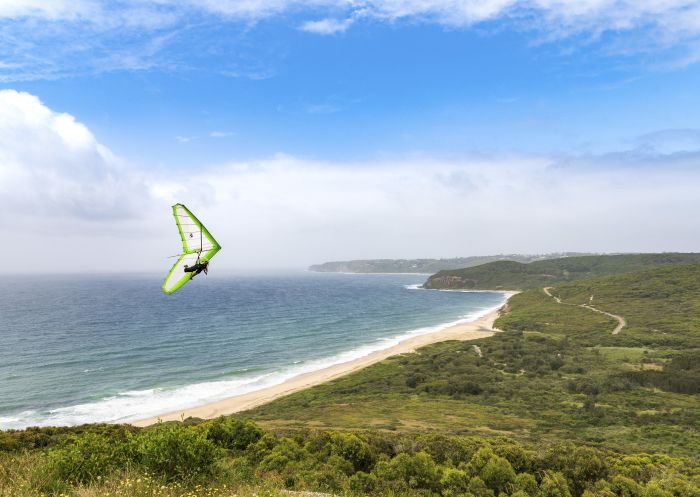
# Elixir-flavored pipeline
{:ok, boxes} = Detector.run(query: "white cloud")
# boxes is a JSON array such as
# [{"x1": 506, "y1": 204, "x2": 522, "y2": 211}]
[
  {"x1": 0, "y1": 90, "x2": 149, "y2": 222},
  {"x1": 2, "y1": 1, "x2": 700, "y2": 80},
  {"x1": 0, "y1": 0, "x2": 97, "y2": 20},
  {"x1": 176, "y1": 135, "x2": 195, "y2": 143},
  {"x1": 3, "y1": 0, "x2": 699, "y2": 35},
  {"x1": 3, "y1": 90, "x2": 700, "y2": 273},
  {"x1": 300, "y1": 17, "x2": 354, "y2": 35},
  {"x1": 209, "y1": 131, "x2": 235, "y2": 138}
]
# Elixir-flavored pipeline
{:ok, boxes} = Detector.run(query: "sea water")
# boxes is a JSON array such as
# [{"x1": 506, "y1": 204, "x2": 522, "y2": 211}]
[{"x1": 0, "y1": 272, "x2": 506, "y2": 429}]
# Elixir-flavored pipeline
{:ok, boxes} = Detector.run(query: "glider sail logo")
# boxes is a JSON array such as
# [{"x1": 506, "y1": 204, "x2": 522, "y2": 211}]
[{"x1": 161, "y1": 203, "x2": 222, "y2": 295}]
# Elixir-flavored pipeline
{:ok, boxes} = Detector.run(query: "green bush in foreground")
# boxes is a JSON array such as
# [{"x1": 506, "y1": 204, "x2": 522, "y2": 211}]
[
  {"x1": 39, "y1": 433, "x2": 130, "y2": 492},
  {"x1": 203, "y1": 416, "x2": 263, "y2": 452},
  {"x1": 4, "y1": 420, "x2": 698, "y2": 497},
  {"x1": 131, "y1": 422, "x2": 220, "y2": 481}
]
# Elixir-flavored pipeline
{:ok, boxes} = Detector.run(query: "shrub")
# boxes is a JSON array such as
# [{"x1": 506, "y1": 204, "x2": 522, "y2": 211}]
[
  {"x1": 610, "y1": 475, "x2": 644, "y2": 497},
  {"x1": 259, "y1": 438, "x2": 309, "y2": 473},
  {"x1": 246, "y1": 433, "x2": 278, "y2": 464},
  {"x1": 373, "y1": 451, "x2": 441, "y2": 491},
  {"x1": 132, "y1": 423, "x2": 220, "y2": 480},
  {"x1": 406, "y1": 372, "x2": 427, "y2": 388},
  {"x1": 204, "y1": 417, "x2": 263, "y2": 451},
  {"x1": 480, "y1": 456, "x2": 516, "y2": 494},
  {"x1": 327, "y1": 432, "x2": 374, "y2": 472},
  {"x1": 643, "y1": 482, "x2": 674, "y2": 497},
  {"x1": 494, "y1": 444, "x2": 535, "y2": 473},
  {"x1": 540, "y1": 471, "x2": 572, "y2": 497},
  {"x1": 41, "y1": 433, "x2": 128, "y2": 488},
  {"x1": 512, "y1": 472, "x2": 538, "y2": 495},
  {"x1": 466, "y1": 446, "x2": 496, "y2": 477},
  {"x1": 441, "y1": 467, "x2": 470, "y2": 496},
  {"x1": 612, "y1": 455, "x2": 656, "y2": 483},
  {"x1": 468, "y1": 476, "x2": 496, "y2": 497},
  {"x1": 546, "y1": 445, "x2": 609, "y2": 496},
  {"x1": 349, "y1": 471, "x2": 378, "y2": 494},
  {"x1": 312, "y1": 457, "x2": 352, "y2": 493}
]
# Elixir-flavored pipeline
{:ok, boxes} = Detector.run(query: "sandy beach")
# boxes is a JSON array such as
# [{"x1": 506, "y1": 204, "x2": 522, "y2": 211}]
[{"x1": 132, "y1": 295, "x2": 513, "y2": 427}]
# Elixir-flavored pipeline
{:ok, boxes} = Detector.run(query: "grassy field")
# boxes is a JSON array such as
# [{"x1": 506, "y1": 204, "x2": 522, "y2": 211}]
[{"x1": 423, "y1": 253, "x2": 700, "y2": 290}]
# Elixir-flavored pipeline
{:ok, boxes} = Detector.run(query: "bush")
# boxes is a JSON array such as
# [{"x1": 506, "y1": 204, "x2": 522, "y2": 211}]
[
  {"x1": 258, "y1": 438, "x2": 309, "y2": 473},
  {"x1": 545, "y1": 445, "x2": 609, "y2": 496},
  {"x1": 441, "y1": 467, "x2": 470, "y2": 496},
  {"x1": 204, "y1": 417, "x2": 263, "y2": 451},
  {"x1": 540, "y1": 471, "x2": 572, "y2": 497},
  {"x1": 610, "y1": 475, "x2": 644, "y2": 497},
  {"x1": 132, "y1": 423, "x2": 220, "y2": 480},
  {"x1": 468, "y1": 475, "x2": 496, "y2": 497},
  {"x1": 480, "y1": 456, "x2": 516, "y2": 494},
  {"x1": 373, "y1": 451, "x2": 441, "y2": 491},
  {"x1": 466, "y1": 446, "x2": 496, "y2": 477},
  {"x1": 246, "y1": 433, "x2": 278, "y2": 464},
  {"x1": 511, "y1": 472, "x2": 538, "y2": 495},
  {"x1": 349, "y1": 471, "x2": 378, "y2": 494},
  {"x1": 41, "y1": 433, "x2": 128, "y2": 488},
  {"x1": 327, "y1": 432, "x2": 374, "y2": 472}
]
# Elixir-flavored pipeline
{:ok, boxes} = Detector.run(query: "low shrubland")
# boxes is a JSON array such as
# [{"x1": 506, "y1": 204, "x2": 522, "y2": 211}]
[
  {"x1": 1, "y1": 419, "x2": 698, "y2": 497},
  {"x1": 246, "y1": 265, "x2": 700, "y2": 456}
]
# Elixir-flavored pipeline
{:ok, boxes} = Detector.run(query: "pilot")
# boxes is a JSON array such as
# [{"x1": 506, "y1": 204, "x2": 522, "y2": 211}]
[{"x1": 184, "y1": 260, "x2": 209, "y2": 278}]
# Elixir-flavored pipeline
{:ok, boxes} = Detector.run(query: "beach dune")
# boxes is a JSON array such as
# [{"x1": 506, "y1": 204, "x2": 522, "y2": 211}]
[{"x1": 132, "y1": 302, "x2": 508, "y2": 427}]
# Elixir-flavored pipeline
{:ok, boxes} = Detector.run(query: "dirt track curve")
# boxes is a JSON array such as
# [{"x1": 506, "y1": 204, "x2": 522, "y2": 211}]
[{"x1": 543, "y1": 287, "x2": 626, "y2": 335}]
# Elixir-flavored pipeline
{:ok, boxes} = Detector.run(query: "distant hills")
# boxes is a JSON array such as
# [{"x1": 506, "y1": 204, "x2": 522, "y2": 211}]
[
  {"x1": 423, "y1": 252, "x2": 700, "y2": 290},
  {"x1": 309, "y1": 253, "x2": 591, "y2": 273}
]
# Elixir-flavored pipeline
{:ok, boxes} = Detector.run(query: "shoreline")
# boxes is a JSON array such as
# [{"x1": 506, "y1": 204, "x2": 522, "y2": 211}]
[{"x1": 132, "y1": 292, "x2": 515, "y2": 427}]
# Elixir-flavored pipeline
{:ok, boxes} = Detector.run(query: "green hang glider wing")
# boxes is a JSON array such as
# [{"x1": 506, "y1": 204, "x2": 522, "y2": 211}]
[{"x1": 162, "y1": 204, "x2": 221, "y2": 294}]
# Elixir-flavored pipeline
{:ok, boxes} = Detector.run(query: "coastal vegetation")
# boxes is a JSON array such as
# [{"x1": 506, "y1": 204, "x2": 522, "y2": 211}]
[
  {"x1": 1, "y1": 418, "x2": 698, "y2": 497},
  {"x1": 423, "y1": 253, "x2": 700, "y2": 290},
  {"x1": 308, "y1": 253, "x2": 589, "y2": 274},
  {"x1": 2, "y1": 262, "x2": 698, "y2": 496},
  {"x1": 246, "y1": 265, "x2": 699, "y2": 458}
]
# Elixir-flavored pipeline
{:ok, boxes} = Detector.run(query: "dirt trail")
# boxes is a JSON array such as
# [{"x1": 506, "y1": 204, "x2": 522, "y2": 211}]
[{"x1": 543, "y1": 287, "x2": 626, "y2": 335}]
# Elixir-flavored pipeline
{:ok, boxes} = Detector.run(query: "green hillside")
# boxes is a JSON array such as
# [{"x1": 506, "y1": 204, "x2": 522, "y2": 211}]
[
  {"x1": 2, "y1": 265, "x2": 699, "y2": 497},
  {"x1": 247, "y1": 264, "x2": 700, "y2": 456},
  {"x1": 423, "y1": 253, "x2": 700, "y2": 290}
]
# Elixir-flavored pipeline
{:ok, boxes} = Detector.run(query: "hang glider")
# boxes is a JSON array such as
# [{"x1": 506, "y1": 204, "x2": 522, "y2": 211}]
[{"x1": 162, "y1": 204, "x2": 221, "y2": 294}]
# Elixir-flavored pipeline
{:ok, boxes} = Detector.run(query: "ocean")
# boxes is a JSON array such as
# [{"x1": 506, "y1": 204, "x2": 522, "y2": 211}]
[{"x1": 0, "y1": 272, "x2": 507, "y2": 429}]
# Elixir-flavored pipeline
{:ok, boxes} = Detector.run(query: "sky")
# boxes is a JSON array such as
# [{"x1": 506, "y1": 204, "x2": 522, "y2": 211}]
[{"x1": 1, "y1": 0, "x2": 700, "y2": 273}]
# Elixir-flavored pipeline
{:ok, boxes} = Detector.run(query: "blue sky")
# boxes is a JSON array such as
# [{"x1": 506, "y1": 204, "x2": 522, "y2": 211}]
[
  {"x1": 1, "y1": 1, "x2": 700, "y2": 271},
  {"x1": 4, "y1": 1, "x2": 700, "y2": 164}
]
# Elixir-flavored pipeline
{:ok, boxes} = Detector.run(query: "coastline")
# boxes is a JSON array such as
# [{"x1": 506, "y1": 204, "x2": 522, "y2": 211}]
[{"x1": 132, "y1": 292, "x2": 515, "y2": 427}]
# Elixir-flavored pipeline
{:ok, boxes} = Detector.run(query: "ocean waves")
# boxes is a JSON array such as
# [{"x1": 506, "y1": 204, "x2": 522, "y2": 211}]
[{"x1": 0, "y1": 273, "x2": 507, "y2": 429}]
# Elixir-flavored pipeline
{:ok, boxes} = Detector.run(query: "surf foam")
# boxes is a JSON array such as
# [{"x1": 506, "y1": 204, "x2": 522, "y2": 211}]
[{"x1": 0, "y1": 291, "x2": 509, "y2": 429}]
